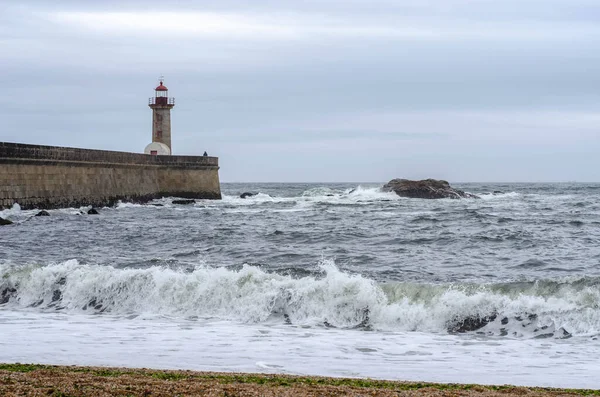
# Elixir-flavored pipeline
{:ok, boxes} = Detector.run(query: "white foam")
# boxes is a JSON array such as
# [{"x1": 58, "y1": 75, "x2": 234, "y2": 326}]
[
  {"x1": 0, "y1": 310, "x2": 598, "y2": 388},
  {"x1": 2, "y1": 260, "x2": 600, "y2": 337},
  {"x1": 0, "y1": 203, "x2": 26, "y2": 219},
  {"x1": 301, "y1": 187, "x2": 339, "y2": 197},
  {"x1": 479, "y1": 192, "x2": 521, "y2": 200},
  {"x1": 221, "y1": 193, "x2": 290, "y2": 206},
  {"x1": 115, "y1": 201, "x2": 146, "y2": 209},
  {"x1": 220, "y1": 186, "x2": 400, "y2": 210}
]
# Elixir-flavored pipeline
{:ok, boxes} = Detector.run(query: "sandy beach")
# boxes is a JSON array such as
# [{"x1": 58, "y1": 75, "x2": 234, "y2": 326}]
[{"x1": 1, "y1": 364, "x2": 598, "y2": 397}]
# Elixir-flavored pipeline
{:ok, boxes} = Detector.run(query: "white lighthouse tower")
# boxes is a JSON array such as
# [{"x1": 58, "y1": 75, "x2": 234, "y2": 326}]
[{"x1": 145, "y1": 77, "x2": 175, "y2": 156}]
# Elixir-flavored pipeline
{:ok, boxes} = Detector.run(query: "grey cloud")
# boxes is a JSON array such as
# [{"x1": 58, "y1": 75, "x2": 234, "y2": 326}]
[{"x1": 1, "y1": 1, "x2": 600, "y2": 182}]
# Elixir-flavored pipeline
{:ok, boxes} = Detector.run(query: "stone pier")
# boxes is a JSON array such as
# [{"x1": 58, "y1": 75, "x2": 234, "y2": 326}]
[{"x1": 0, "y1": 142, "x2": 221, "y2": 209}]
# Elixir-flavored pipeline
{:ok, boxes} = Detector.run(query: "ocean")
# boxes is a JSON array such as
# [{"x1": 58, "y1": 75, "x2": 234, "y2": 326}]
[{"x1": 1, "y1": 182, "x2": 600, "y2": 388}]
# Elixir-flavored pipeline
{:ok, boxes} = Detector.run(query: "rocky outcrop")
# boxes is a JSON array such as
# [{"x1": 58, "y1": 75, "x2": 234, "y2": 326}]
[
  {"x1": 172, "y1": 199, "x2": 196, "y2": 205},
  {"x1": 447, "y1": 313, "x2": 497, "y2": 333},
  {"x1": 87, "y1": 208, "x2": 99, "y2": 215},
  {"x1": 240, "y1": 192, "x2": 256, "y2": 199},
  {"x1": 383, "y1": 179, "x2": 479, "y2": 199},
  {"x1": 35, "y1": 210, "x2": 50, "y2": 216},
  {"x1": 0, "y1": 217, "x2": 12, "y2": 226}
]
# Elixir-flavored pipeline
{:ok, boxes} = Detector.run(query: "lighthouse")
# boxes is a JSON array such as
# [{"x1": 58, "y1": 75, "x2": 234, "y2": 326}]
[{"x1": 145, "y1": 77, "x2": 175, "y2": 155}]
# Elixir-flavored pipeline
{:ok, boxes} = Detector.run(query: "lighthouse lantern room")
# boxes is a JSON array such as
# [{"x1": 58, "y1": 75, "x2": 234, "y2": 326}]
[{"x1": 145, "y1": 77, "x2": 175, "y2": 155}]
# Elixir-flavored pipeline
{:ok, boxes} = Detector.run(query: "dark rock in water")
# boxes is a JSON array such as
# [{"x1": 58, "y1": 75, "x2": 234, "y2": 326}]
[
  {"x1": 1, "y1": 287, "x2": 17, "y2": 304},
  {"x1": 528, "y1": 313, "x2": 538, "y2": 321},
  {"x1": 515, "y1": 313, "x2": 538, "y2": 322},
  {"x1": 51, "y1": 289, "x2": 62, "y2": 303},
  {"x1": 0, "y1": 217, "x2": 13, "y2": 226},
  {"x1": 30, "y1": 298, "x2": 44, "y2": 308},
  {"x1": 240, "y1": 192, "x2": 256, "y2": 199},
  {"x1": 87, "y1": 208, "x2": 99, "y2": 215},
  {"x1": 172, "y1": 199, "x2": 196, "y2": 205},
  {"x1": 151, "y1": 204, "x2": 164, "y2": 207},
  {"x1": 382, "y1": 179, "x2": 479, "y2": 199},
  {"x1": 35, "y1": 210, "x2": 50, "y2": 217},
  {"x1": 326, "y1": 194, "x2": 335, "y2": 197},
  {"x1": 448, "y1": 313, "x2": 497, "y2": 333},
  {"x1": 493, "y1": 191, "x2": 504, "y2": 194},
  {"x1": 283, "y1": 313, "x2": 292, "y2": 325},
  {"x1": 351, "y1": 307, "x2": 372, "y2": 331},
  {"x1": 323, "y1": 320, "x2": 336, "y2": 328},
  {"x1": 557, "y1": 327, "x2": 572, "y2": 339},
  {"x1": 83, "y1": 298, "x2": 104, "y2": 311}
]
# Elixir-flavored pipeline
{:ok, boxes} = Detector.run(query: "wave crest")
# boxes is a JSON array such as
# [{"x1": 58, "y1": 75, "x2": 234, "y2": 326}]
[{"x1": 1, "y1": 260, "x2": 599, "y2": 338}]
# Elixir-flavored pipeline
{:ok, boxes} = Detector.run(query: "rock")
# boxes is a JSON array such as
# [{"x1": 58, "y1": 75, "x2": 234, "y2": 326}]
[
  {"x1": 30, "y1": 298, "x2": 44, "y2": 308},
  {"x1": 323, "y1": 320, "x2": 336, "y2": 328},
  {"x1": 83, "y1": 298, "x2": 104, "y2": 311},
  {"x1": 150, "y1": 204, "x2": 164, "y2": 207},
  {"x1": 0, "y1": 287, "x2": 17, "y2": 304},
  {"x1": 35, "y1": 210, "x2": 50, "y2": 216},
  {"x1": 51, "y1": 289, "x2": 62, "y2": 303},
  {"x1": 351, "y1": 307, "x2": 372, "y2": 331},
  {"x1": 448, "y1": 313, "x2": 497, "y2": 333},
  {"x1": 382, "y1": 179, "x2": 479, "y2": 199},
  {"x1": 87, "y1": 208, "x2": 99, "y2": 215},
  {"x1": 172, "y1": 199, "x2": 196, "y2": 205},
  {"x1": 0, "y1": 217, "x2": 13, "y2": 226},
  {"x1": 240, "y1": 192, "x2": 256, "y2": 199},
  {"x1": 556, "y1": 327, "x2": 572, "y2": 339}
]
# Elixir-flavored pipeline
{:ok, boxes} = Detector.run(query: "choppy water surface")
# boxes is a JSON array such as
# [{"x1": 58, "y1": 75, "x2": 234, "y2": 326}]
[{"x1": 1, "y1": 182, "x2": 600, "y2": 387}]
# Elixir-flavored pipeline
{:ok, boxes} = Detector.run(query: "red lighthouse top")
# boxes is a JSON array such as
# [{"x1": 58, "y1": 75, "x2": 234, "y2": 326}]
[
  {"x1": 155, "y1": 81, "x2": 168, "y2": 91},
  {"x1": 149, "y1": 77, "x2": 175, "y2": 106}
]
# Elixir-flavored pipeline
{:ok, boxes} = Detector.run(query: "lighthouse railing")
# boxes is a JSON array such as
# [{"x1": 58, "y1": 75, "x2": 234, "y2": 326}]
[{"x1": 148, "y1": 97, "x2": 175, "y2": 105}]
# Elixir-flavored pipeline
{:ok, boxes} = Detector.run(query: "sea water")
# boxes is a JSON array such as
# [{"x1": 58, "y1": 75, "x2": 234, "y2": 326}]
[{"x1": 1, "y1": 182, "x2": 599, "y2": 387}]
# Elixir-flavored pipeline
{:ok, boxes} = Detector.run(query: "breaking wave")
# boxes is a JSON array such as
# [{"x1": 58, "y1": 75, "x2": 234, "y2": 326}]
[
  {"x1": 220, "y1": 186, "x2": 399, "y2": 207},
  {"x1": 1, "y1": 260, "x2": 598, "y2": 339}
]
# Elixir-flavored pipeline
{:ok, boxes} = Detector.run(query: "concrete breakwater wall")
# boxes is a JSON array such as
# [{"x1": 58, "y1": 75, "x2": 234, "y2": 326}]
[{"x1": 0, "y1": 142, "x2": 221, "y2": 210}]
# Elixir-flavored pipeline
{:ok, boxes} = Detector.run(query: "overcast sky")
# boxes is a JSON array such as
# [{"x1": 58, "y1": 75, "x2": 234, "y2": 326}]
[{"x1": 2, "y1": 1, "x2": 599, "y2": 182}]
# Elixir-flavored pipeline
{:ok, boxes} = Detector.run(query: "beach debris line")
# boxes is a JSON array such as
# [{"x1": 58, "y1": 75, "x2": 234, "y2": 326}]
[{"x1": 0, "y1": 363, "x2": 597, "y2": 396}]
